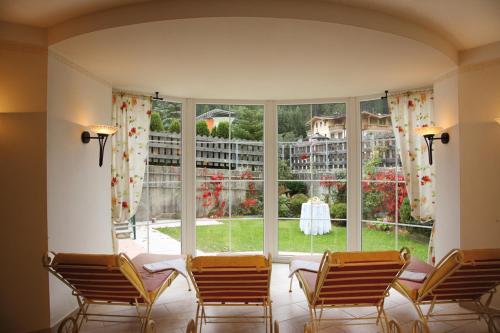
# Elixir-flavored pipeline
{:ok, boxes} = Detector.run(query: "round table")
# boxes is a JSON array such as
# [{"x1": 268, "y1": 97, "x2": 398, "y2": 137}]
[{"x1": 299, "y1": 202, "x2": 332, "y2": 235}]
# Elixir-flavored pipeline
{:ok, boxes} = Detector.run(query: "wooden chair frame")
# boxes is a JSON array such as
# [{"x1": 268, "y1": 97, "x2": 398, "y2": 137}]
[
  {"x1": 293, "y1": 249, "x2": 409, "y2": 333},
  {"x1": 187, "y1": 253, "x2": 273, "y2": 333},
  {"x1": 394, "y1": 249, "x2": 500, "y2": 333},
  {"x1": 43, "y1": 251, "x2": 178, "y2": 333}
]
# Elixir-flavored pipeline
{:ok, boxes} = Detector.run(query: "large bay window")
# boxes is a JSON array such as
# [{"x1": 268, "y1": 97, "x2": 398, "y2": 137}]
[{"x1": 117, "y1": 94, "x2": 433, "y2": 261}]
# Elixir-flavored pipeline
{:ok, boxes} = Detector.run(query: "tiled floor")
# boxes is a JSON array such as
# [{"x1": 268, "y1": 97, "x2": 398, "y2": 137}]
[{"x1": 78, "y1": 264, "x2": 495, "y2": 333}]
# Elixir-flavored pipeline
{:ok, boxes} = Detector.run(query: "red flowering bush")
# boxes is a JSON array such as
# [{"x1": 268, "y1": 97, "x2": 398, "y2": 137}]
[
  {"x1": 362, "y1": 169, "x2": 407, "y2": 221},
  {"x1": 198, "y1": 173, "x2": 226, "y2": 218}
]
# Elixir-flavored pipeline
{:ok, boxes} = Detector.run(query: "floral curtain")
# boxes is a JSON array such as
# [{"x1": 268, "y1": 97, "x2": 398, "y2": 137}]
[
  {"x1": 111, "y1": 93, "x2": 151, "y2": 227},
  {"x1": 388, "y1": 90, "x2": 436, "y2": 262}
]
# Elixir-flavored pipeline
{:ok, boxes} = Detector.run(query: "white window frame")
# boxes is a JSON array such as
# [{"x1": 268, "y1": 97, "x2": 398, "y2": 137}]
[{"x1": 130, "y1": 92, "x2": 405, "y2": 261}]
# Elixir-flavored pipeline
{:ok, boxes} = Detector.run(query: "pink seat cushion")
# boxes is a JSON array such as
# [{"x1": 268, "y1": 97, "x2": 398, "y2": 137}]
[
  {"x1": 131, "y1": 253, "x2": 184, "y2": 293},
  {"x1": 405, "y1": 257, "x2": 434, "y2": 275}
]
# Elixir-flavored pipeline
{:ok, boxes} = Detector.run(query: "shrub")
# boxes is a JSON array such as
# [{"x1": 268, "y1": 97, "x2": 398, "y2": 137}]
[
  {"x1": 278, "y1": 195, "x2": 292, "y2": 217},
  {"x1": 210, "y1": 125, "x2": 218, "y2": 137},
  {"x1": 196, "y1": 120, "x2": 210, "y2": 136},
  {"x1": 168, "y1": 118, "x2": 180, "y2": 133},
  {"x1": 399, "y1": 197, "x2": 412, "y2": 223},
  {"x1": 286, "y1": 181, "x2": 308, "y2": 196},
  {"x1": 289, "y1": 193, "x2": 309, "y2": 217},
  {"x1": 150, "y1": 112, "x2": 165, "y2": 131},
  {"x1": 330, "y1": 202, "x2": 347, "y2": 219},
  {"x1": 216, "y1": 121, "x2": 230, "y2": 139}
]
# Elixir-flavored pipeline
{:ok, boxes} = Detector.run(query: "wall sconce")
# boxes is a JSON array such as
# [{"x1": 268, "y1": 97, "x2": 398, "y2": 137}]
[
  {"x1": 495, "y1": 118, "x2": 500, "y2": 125},
  {"x1": 81, "y1": 125, "x2": 118, "y2": 167},
  {"x1": 415, "y1": 126, "x2": 450, "y2": 165}
]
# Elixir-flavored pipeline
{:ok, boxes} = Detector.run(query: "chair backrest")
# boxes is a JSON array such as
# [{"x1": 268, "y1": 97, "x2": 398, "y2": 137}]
[
  {"x1": 187, "y1": 254, "x2": 271, "y2": 304},
  {"x1": 312, "y1": 249, "x2": 409, "y2": 306},
  {"x1": 418, "y1": 248, "x2": 500, "y2": 302},
  {"x1": 44, "y1": 252, "x2": 150, "y2": 304}
]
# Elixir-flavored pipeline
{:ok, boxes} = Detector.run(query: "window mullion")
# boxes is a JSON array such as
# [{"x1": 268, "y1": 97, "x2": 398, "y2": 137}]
[
  {"x1": 181, "y1": 98, "x2": 196, "y2": 255},
  {"x1": 347, "y1": 97, "x2": 362, "y2": 251},
  {"x1": 264, "y1": 100, "x2": 278, "y2": 257}
]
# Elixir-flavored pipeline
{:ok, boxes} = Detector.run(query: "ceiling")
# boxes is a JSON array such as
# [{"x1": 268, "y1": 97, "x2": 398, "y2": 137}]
[
  {"x1": 1, "y1": 0, "x2": 500, "y2": 50},
  {"x1": 51, "y1": 17, "x2": 455, "y2": 100}
]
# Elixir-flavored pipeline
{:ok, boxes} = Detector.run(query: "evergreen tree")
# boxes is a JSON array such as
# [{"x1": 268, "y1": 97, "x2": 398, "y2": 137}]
[
  {"x1": 216, "y1": 121, "x2": 230, "y2": 139},
  {"x1": 168, "y1": 118, "x2": 181, "y2": 133},
  {"x1": 231, "y1": 108, "x2": 263, "y2": 141},
  {"x1": 210, "y1": 125, "x2": 218, "y2": 137},
  {"x1": 196, "y1": 120, "x2": 210, "y2": 136},
  {"x1": 150, "y1": 112, "x2": 165, "y2": 132}
]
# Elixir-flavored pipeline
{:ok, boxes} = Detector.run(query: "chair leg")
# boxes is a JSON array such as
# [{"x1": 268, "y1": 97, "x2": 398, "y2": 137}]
[
  {"x1": 269, "y1": 304, "x2": 273, "y2": 333},
  {"x1": 289, "y1": 275, "x2": 293, "y2": 293},
  {"x1": 195, "y1": 303, "x2": 201, "y2": 333}
]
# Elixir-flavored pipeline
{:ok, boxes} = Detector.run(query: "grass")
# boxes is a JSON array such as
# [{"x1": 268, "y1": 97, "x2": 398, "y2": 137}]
[{"x1": 157, "y1": 218, "x2": 429, "y2": 261}]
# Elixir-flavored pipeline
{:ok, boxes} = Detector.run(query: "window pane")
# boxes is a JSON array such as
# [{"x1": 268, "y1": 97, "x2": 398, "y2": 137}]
[
  {"x1": 362, "y1": 222, "x2": 396, "y2": 251},
  {"x1": 360, "y1": 98, "x2": 433, "y2": 258},
  {"x1": 277, "y1": 103, "x2": 347, "y2": 255},
  {"x1": 195, "y1": 104, "x2": 264, "y2": 254}
]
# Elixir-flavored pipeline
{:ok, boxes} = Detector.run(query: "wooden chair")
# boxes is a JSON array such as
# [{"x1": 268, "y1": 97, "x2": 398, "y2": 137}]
[
  {"x1": 44, "y1": 252, "x2": 181, "y2": 333},
  {"x1": 394, "y1": 248, "x2": 500, "y2": 332},
  {"x1": 388, "y1": 319, "x2": 402, "y2": 333},
  {"x1": 291, "y1": 249, "x2": 409, "y2": 332},
  {"x1": 186, "y1": 319, "x2": 196, "y2": 333},
  {"x1": 187, "y1": 254, "x2": 273, "y2": 333}
]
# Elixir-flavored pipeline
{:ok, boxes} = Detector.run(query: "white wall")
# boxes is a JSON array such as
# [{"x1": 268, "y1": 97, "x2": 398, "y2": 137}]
[
  {"x1": 433, "y1": 71, "x2": 461, "y2": 261},
  {"x1": 47, "y1": 52, "x2": 113, "y2": 325}
]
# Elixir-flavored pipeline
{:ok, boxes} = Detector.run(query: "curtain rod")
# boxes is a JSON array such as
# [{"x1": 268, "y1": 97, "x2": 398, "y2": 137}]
[{"x1": 381, "y1": 87, "x2": 433, "y2": 99}]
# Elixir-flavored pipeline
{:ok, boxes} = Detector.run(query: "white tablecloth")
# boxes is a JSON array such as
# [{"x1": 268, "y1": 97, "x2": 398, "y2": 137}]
[{"x1": 299, "y1": 202, "x2": 332, "y2": 235}]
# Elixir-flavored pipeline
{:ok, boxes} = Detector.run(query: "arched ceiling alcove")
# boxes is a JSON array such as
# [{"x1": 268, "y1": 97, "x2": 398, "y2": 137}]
[{"x1": 51, "y1": 17, "x2": 456, "y2": 100}]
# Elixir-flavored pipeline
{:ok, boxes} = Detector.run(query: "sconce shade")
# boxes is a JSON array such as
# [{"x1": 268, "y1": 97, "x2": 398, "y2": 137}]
[
  {"x1": 415, "y1": 126, "x2": 443, "y2": 136},
  {"x1": 82, "y1": 124, "x2": 118, "y2": 167},
  {"x1": 495, "y1": 118, "x2": 500, "y2": 125},
  {"x1": 88, "y1": 124, "x2": 118, "y2": 135}
]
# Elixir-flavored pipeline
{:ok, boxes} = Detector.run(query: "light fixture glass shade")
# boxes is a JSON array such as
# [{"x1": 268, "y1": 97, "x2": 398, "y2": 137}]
[
  {"x1": 415, "y1": 126, "x2": 443, "y2": 136},
  {"x1": 88, "y1": 124, "x2": 118, "y2": 135},
  {"x1": 495, "y1": 118, "x2": 500, "y2": 125}
]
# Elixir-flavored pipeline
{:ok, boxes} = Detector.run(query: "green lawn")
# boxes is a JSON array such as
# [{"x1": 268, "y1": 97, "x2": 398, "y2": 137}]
[{"x1": 157, "y1": 219, "x2": 429, "y2": 261}]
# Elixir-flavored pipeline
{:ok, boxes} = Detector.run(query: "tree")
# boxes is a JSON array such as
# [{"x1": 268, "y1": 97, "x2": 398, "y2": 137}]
[
  {"x1": 196, "y1": 120, "x2": 210, "y2": 136},
  {"x1": 216, "y1": 121, "x2": 229, "y2": 139},
  {"x1": 231, "y1": 108, "x2": 263, "y2": 141},
  {"x1": 150, "y1": 112, "x2": 164, "y2": 132},
  {"x1": 210, "y1": 125, "x2": 218, "y2": 137},
  {"x1": 168, "y1": 118, "x2": 180, "y2": 133}
]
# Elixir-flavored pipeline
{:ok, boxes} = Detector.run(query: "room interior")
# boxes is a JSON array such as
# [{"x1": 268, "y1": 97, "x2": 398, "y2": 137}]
[{"x1": 1, "y1": 0, "x2": 500, "y2": 332}]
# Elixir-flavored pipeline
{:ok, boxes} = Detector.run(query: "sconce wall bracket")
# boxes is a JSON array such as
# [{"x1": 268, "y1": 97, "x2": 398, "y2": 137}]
[
  {"x1": 423, "y1": 132, "x2": 449, "y2": 165},
  {"x1": 81, "y1": 131, "x2": 110, "y2": 167}
]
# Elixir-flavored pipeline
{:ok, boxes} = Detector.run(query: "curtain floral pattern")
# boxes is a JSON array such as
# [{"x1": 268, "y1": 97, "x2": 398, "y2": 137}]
[
  {"x1": 111, "y1": 93, "x2": 151, "y2": 225},
  {"x1": 388, "y1": 91, "x2": 436, "y2": 262},
  {"x1": 388, "y1": 90, "x2": 436, "y2": 221}
]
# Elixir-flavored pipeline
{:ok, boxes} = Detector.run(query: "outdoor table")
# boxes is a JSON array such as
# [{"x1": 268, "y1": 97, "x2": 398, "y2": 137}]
[{"x1": 299, "y1": 202, "x2": 332, "y2": 235}]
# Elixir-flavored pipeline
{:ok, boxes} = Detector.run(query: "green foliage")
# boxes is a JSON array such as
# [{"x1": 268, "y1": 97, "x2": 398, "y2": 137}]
[
  {"x1": 196, "y1": 120, "x2": 210, "y2": 136},
  {"x1": 289, "y1": 193, "x2": 309, "y2": 217},
  {"x1": 168, "y1": 118, "x2": 181, "y2": 133},
  {"x1": 231, "y1": 108, "x2": 264, "y2": 141},
  {"x1": 278, "y1": 195, "x2": 292, "y2": 218},
  {"x1": 399, "y1": 197, "x2": 412, "y2": 223},
  {"x1": 286, "y1": 181, "x2": 308, "y2": 196},
  {"x1": 278, "y1": 105, "x2": 309, "y2": 141},
  {"x1": 150, "y1": 112, "x2": 165, "y2": 132},
  {"x1": 216, "y1": 121, "x2": 230, "y2": 139},
  {"x1": 330, "y1": 203, "x2": 347, "y2": 219},
  {"x1": 210, "y1": 125, "x2": 218, "y2": 137},
  {"x1": 362, "y1": 191, "x2": 383, "y2": 220},
  {"x1": 278, "y1": 160, "x2": 292, "y2": 180}
]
